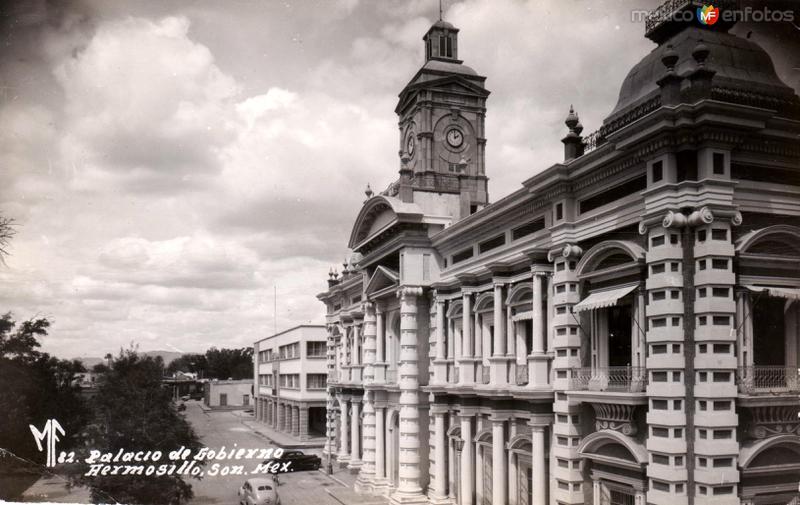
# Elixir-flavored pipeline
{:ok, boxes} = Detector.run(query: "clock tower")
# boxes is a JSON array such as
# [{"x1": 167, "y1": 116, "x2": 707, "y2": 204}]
[{"x1": 394, "y1": 19, "x2": 490, "y2": 221}]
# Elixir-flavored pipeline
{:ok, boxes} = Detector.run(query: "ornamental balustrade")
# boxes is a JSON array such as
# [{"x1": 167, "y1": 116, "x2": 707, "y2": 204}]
[
  {"x1": 737, "y1": 366, "x2": 800, "y2": 394},
  {"x1": 570, "y1": 366, "x2": 647, "y2": 393}
]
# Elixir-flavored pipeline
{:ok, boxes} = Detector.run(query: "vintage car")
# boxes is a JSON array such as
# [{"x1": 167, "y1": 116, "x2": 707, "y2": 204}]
[
  {"x1": 263, "y1": 450, "x2": 322, "y2": 472},
  {"x1": 238, "y1": 477, "x2": 280, "y2": 505}
]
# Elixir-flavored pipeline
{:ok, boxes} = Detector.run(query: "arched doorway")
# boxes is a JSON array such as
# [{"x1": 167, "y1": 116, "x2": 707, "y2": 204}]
[
  {"x1": 735, "y1": 225, "x2": 800, "y2": 392},
  {"x1": 739, "y1": 435, "x2": 800, "y2": 504},
  {"x1": 573, "y1": 241, "x2": 647, "y2": 391},
  {"x1": 507, "y1": 434, "x2": 533, "y2": 505},
  {"x1": 386, "y1": 409, "x2": 400, "y2": 488},
  {"x1": 447, "y1": 425, "x2": 462, "y2": 504},
  {"x1": 578, "y1": 431, "x2": 647, "y2": 504},
  {"x1": 474, "y1": 428, "x2": 493, "y2": 505}
]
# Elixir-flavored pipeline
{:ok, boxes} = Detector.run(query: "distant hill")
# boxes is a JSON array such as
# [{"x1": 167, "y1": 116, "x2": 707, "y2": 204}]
[
  {"x1": 74, "y1": 351, "x2": 184, "y2": 368},
  {"x1": 142, "y1": 350, "x2": 184, "y2": 365}
]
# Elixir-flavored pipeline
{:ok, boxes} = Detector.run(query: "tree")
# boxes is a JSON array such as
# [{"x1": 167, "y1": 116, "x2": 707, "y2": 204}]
[
  {"x1": 0, "y1": 314, "x2": 89, "y2": 500},
  {"x1": 204, "y1": 347, "x2": 253, "y2": 380},
  {"x1": 0, "y1": 216, "x2": 15, "y2": 260},
  {"x1": 78, "y1": 349, "x2": 203, "y2": 505},
  {"x1": 165, "y1": 353, "x2": 206, "y2": 377}
]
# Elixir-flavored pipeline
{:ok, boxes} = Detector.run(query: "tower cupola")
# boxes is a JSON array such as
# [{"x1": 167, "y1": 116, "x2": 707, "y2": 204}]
[{"x1": 423, "y1": 20, "x2": 460, "y2": 62}]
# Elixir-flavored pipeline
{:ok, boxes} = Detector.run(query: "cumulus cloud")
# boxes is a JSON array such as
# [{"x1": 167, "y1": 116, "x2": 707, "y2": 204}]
[{"x1": 0, "y1": 0, "x2": 794, "y2": 359}]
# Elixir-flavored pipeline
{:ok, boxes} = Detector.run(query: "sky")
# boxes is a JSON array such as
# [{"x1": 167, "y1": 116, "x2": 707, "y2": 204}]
[{"x1": 0, "y1": 0, "x2": 797, "y2": 359}]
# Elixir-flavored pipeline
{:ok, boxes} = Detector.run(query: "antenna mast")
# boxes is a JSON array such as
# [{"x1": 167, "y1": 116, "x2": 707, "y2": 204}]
[{"x1": 274, "y1": 285, "x2": 277, "y2": 335}]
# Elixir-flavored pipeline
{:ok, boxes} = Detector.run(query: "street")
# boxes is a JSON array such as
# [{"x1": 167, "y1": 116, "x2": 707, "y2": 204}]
[{"x1": 184, "y1": 401, "x2": 343, "y2": 505}]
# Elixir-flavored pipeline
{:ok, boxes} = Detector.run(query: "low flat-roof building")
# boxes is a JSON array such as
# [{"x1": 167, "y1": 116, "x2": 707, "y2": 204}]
[
  {"x1": 204, "y1": 379, "x2": 252, "y2": 409},
  {"x1": 253, "y1": 325, "x2": 328, "y2": 441}
]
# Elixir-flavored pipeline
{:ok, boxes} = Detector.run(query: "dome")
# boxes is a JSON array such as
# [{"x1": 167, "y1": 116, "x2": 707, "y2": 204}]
[
  {"x1": 606, "y1": 26, "x2": 796, "y2": 123},
  {"x1": 422, "y1": 59, "x2": 477, "y2": 76}
]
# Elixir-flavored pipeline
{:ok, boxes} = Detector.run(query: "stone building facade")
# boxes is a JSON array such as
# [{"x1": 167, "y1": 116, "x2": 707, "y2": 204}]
[
  {"x1": 253, "y1": 325, "x2": 328, "y2": 441},
  {"x1": 317, "y1": 3, "x2": 800, "y2": 505}
]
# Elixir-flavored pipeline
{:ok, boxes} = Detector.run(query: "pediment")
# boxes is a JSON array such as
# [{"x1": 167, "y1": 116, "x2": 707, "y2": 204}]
[
  {"x1": 348, "y1": 195, "x2": 424, "y2": 249},
  {"x1": 365, "y1": 266, "x2": 399, "y2": 296},
  {"x1": 397, "y1": 75, "x2": 490, "y2": 113}
]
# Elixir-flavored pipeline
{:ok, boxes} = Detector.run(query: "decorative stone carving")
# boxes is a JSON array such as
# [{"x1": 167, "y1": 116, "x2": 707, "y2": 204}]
[
  {"x1": 731, "y1": 211, "x2": 743, "y2": 227},
  {"x1": 591, "y1": 403, "x2": 638, "y2": 436},
  {"x1": 562, "y1": 244, "x2": 583, "y2": 259},
  {"x1": 745, "y1": 405, "x2": 800, "y2": 440},
  {"x1": 662, "y1": 210, "x2": 687, "y2": 229},
  {"x1": 638, "y1": 221, "x2": 648, "y2": 236}
]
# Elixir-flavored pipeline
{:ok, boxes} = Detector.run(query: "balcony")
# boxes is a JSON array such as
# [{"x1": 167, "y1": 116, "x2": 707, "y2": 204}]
[
  {"x1": 570, "y1": 366, "x2": 647, "y2": 393},
  {"x1": 738, "y1": 366, "x2": 800, "y2": 395}
]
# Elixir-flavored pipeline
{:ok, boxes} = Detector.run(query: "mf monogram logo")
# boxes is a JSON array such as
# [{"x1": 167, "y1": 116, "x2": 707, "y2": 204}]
[{"x1": 29, "y1": 419, "x2": 65, "y2": 467}]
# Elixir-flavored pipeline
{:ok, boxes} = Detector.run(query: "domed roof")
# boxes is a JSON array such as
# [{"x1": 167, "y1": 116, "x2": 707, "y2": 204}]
[
  {"x1": 607, "y1": 26, "x2": 796, "y2": 123},
  {"x1": 422, "y1": 59, "x2": 478, "y2": 76}
]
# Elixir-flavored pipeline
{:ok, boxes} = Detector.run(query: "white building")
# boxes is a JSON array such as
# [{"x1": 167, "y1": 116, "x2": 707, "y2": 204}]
[{"x1": 253, "y1": 325, "x2": 329, "y2": 441}]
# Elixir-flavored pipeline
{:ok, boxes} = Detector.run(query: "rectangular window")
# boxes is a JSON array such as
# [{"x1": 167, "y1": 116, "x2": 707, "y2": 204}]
[
  {"x1": 712, "y1": 258, "x2": 728, "y2": 269},
  {"x1": 698, "y1": 457, "x2": 707, "y2": 467},
  {"x1": 652, "y1": 454, "x2": 669, "y2": 464},
  {"x1": 698, "y1": 288, "x2": 707, "y2": 298},
  {"x1": 452, "y1": 247, "x2": 474, "y2": 265},
  {"x1": 652, "y1": 291, "x2": 666, "y2": 301},
  {"x1": 712, "y1": 287, "x2": 729, "y2": 297},
  {"x1": 672, "y1": 344, "x2": 681, "y2": 353},
  {"x1": 674, "y1": 428, "x2": 683, "y2": 437},
  {"x1": 670, "y1": 234, "x2": 679, "y2": 245},
  {"x1": 307, "y1": 341, "x2": 327, "y2": 357},
  {"x1": 479, "y1": 234, "x2": 505, "y2": 253},
  {"x1": 578, "y1": 175, "x2": 647, "y2": 214},
  {"x1": 555, "y1": 203, "x2": 564, "y2": 221},
  {"x1": 713, "y1": 487, "x2": 734, "y2": 496},
  {"x1": 713, "y1": 154, "x2": 725, "y2": 175},
  {"x1": 713, "y1": 401, "x2": 731, "y2": 411},
  {"x1": 713, "y1": 372, "x2": 731, "y2": 382},
  {"x1": 306, "y1": 373, "x2": 327, "y2": 389},
  {"x1": 698, "y1": 259, "x2": 706, "y2": 270},
  {"x1": 652, "y1": 400, "x2": 668, "y2": 409},
  {"x1": 671, "y1": 290, "x2": 680, "y2": 299},
  {"x1": 713, "y1": 344, "x2": 730, "y2": 353},
  {"x1": 652, "y1": 372, "x2": 668, "y2": 382},
  {"x1": 697, "y1": 229, "x2": 707, "y2": 242},
  {"x1": 651, "y1": 235, "x2": 665, "y2": 247},
  {"x1": 652, "y1": 160, "x2": 663, "y2": 182},
  {"x1": 651, "y1": 263, "x2": 666, "y2": 274},
  {"x1": 512, "y1": 218, "x2": 545, "y2": 240},
  {"x1": 713, "y1": 430, "x2": 732, "y2": 439},
  {"x1": 652, "y1": 427, "x2": 669, "y2": 437},
  {"x1": 652, "y1": 344, "x2": 667, "y2": 354},
  {"x1": 672, "y1": 317, "x2": 681, "y2": 327},
  {"x1": 671, "y1": 262, "x2": 680, "y2": 272},
  {"x1": 711, "y1": 228, "x2": 727, "y2": 240},
  {"x1": 699, "y1": 429, "x2": 707, "y2": 438},
  {"x1": 652, "y1": 318, "x2": 667, "y2": 328},
  {"x1": 652, "y1": 481, "x2": 670, "y2": 492},
  {"x1": 713, "y1": 458, "x2": 733, "y2": 467},
  {"x1": 713, "y1": 316, "x2": 730, "y2": 326}
]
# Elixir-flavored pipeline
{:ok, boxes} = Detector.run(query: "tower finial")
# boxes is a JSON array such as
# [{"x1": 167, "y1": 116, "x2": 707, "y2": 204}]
[{"x1": 439, "y1": 0, "x2": 443, "y2": 21}]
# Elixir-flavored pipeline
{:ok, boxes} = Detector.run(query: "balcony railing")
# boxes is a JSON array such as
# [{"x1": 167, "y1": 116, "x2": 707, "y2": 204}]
[
  {"x1": 570, "y1": 366, "x2": 647, "y2": 393},
  {"x1": 515, "y1": 363, "x2": 529, "y2": 386},
  {"x1": 738, "y1": 366, "x2": 800, "y2": 394}
]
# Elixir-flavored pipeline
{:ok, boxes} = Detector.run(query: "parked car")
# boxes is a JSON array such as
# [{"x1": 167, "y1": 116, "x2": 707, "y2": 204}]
[
  {"x1": 238, "y1": 477, "x2": 280, "y2": 505},
  {"x1": 262, "y1": 450, "x2": 321, "y2": 472}
]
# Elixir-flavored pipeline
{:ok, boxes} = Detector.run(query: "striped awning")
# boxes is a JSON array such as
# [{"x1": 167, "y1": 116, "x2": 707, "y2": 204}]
[
  {"x1": 572, "y1": 284, "x2": 638, "y2": 314},
  {"x1": 745, "y1": 285, "x2": 800, "y2": 301}
]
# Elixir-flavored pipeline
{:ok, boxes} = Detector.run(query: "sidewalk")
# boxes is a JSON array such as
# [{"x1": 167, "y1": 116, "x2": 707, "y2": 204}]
[
  {"x1": 20, "y1": 472, "x2": 92, "y2": 504},
  {"x1": 237, "y1": 413, "x2": 327, "y2": 449}
]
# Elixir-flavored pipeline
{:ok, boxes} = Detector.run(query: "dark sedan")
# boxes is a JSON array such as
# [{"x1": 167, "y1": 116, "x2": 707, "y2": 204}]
[{"x1": 263, "y1": 450, "x2": 321, "y2": 472}]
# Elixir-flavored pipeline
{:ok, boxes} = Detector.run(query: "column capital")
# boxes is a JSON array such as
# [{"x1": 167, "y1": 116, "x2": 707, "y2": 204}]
[
  {"x1": 531, "y1": 264, "x2": 554, "y2": 275},
  {"x1": 490, "y1": 413, "x2": 512, "y2": 423},
  {"x1": 397, "y1": 285, "x2": 424, "y2": 300}
]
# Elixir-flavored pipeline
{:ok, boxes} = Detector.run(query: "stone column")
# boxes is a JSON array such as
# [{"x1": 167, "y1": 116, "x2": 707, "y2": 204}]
[
  {"x1": 299, "y1": 406, "x2": 309, "y2": 440},
  {"x1": 375, "y1": 405, "x2": 386, "y2": 483},
  {"x1": 432, "y1": 410, "x2": 448, "y2": 499},
  {"x1": 634, "y1": 489, "x2": 646, "y2": 505},
  {"x1": 349, "y1": 398, "x2": 362, "y2": 468},
  {"x1": 358, "y1": 393, "x2": 377, "y2": 488},
  {"x1": 460, "y1": 413, "x2": 474, "y2": 505},
  {"x1": 491, "y1": 417, "x2": 507, "y2": 505},
  {"x1": 363, "y1": 302, "x2": 377, "y2": 383},
  {"x1": 277, "y1": 403, "x2": 284, "y2": 431},
  {"x1": 391, "y1": 286, "x2": 426, "y2": 503},
  {"x1": 592, "y1": 478, "x2": 601, "y2": 505},
  {"x1": 528, "y1": 271, "x2": 549, "y2": 387},
  {"x1": 434, "y1": 297, "x2": 447, "y2": 383},
  {"x1": 508, "y1": 449, "x2": 517, "y2": 505},
  {"x1": 460, "y1": 292, "x2": 474, "y2": 383},
  {"x1": 293, "y1": 405, "x2": 300, "y2": 437},
  {"x1": 531, "y1": 425, "x2": 547, "y2": 505},
  {"x1": 506, "y1": 304, "x2": 515, "y2": 358},
  {"x1": 490, "y1": 283, "x2": 509, "y2": 384},
  {"x1": 338, "y1": 397, "x2": 350, "y2": 462}
]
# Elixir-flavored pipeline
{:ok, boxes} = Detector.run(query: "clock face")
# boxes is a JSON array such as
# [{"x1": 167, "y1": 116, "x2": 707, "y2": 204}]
[
  {"x1": 406, "y1": 134, "x2": 415, "y2": 157},
  {"x1": 446, "y1": 128, "x2": 464, "y2": 148}
]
